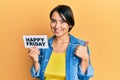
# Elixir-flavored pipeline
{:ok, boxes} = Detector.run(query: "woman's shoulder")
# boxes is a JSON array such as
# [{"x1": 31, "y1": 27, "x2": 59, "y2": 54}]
[{"x1": 70, "y1": 34, "x2": 86, "y2": 46}]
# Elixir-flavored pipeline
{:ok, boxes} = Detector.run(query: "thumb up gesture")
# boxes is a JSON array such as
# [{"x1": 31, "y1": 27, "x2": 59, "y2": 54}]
[
  {"x1": 74, "y1": 41, "x2": 89, "y2": 73},
  {"x1": 74, "y1": 41, "x2": 89, "y2": 61}
]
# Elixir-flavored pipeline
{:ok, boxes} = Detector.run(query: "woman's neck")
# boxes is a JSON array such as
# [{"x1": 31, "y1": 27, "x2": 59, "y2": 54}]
[{"x1": 54, "y1": 34, "x2": 70, "y2": 43}]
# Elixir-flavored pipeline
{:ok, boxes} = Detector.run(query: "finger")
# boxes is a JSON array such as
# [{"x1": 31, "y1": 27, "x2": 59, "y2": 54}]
[
  {"x1": 84, "y1": 41, "x2": 89, "y2": 46},
  {"x1": 29, "y1": 48, "x2": 36, "y2": 56},
  {"x1": 29, "y1": 50, "x2": 38, "y2": 57},
  {"x1": 75, "y1": 45, "x2": 80, "y2": 53},
  {"x1": 31, "y1": 49, "x2": 39, "y2": 55},
  {"x1": 76, "y1": 45, "x2": 80, "y2": 50},
  {"x1": 32, "y1": 47, "x2": 39, "y2": 52},
  {"x1": 33, "y1": 46, "x2": 37, "y2": 48},
  {"x1": 32, "y1": 48, "x2": 40, "y2": 55},
  {"x1": 75, "y1": 49, "x2": 80, "y2": 54},
  {"x1": 29, "y1": 47, "x2": 35, "y2": 53}
]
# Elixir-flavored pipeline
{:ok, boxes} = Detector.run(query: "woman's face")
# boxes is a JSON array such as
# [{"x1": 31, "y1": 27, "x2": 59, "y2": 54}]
[{"x1": 50, "y1": 11, "x2": 70, "y2": 37}]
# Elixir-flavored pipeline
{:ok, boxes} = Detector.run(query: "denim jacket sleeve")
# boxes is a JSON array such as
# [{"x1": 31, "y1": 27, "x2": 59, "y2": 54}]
[
  {"x1": 78, "y1": 46, "x2": 94, "y2": 79},
  {"x1": 30, "y1": 65, "x2": 40, "y2": 78}
]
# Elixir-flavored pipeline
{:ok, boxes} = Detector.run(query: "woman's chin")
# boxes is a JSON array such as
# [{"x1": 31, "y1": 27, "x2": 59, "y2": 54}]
[{"x1": 54, "y1": 33, "x2": 62, "y2": 37}]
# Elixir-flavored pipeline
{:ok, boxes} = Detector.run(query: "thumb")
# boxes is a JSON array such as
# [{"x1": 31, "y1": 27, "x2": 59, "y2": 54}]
[{"x1": 84, "y1": 41, "x2": 89, "y2": 46}]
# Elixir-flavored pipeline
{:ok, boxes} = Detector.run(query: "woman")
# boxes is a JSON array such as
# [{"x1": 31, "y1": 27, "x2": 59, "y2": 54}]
[{"x1": 29, "y1": 5, "x2": 94, "y2": 80}]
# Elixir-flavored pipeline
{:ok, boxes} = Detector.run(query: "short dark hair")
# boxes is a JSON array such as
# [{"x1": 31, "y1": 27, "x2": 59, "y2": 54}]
[{"x1": 50, "y1": 5, "x2": 75, "y2": 32}]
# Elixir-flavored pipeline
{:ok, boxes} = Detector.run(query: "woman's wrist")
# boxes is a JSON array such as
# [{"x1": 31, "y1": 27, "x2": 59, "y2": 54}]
[
  {"x1": 33, "y1": 62, "x2": 40, "y2": 72},
  {"x1": 33, "y1": 61, "x2": 39, "y2": 64}
]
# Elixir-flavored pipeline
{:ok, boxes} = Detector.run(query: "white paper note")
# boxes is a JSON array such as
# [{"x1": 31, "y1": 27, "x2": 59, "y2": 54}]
[{"x1": 23, "y1": 35, "x2": 48, "y2": 48}]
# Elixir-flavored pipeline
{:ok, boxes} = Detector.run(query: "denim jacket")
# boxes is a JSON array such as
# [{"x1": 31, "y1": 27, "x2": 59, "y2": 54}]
[{"x1": 31, "y1": 34, "x2": 94, "y2": 80}]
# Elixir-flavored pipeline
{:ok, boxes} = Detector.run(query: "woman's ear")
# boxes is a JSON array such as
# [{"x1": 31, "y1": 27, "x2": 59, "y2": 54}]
[
  {"x1": 69, "y1": 25, "x2": 72, "y2": 28},
  {"x1": 69, "y1": 25, "x2": 73, "y2": 32}
]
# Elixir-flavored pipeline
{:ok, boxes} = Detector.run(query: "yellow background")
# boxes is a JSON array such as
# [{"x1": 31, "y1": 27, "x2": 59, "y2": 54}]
[{"x1": 0, "y1": 0, "x2": 120, "y2": 80}]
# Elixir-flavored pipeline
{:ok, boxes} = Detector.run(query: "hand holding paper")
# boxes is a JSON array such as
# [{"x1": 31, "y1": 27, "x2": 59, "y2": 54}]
[
  {"x1": 28, "y1": 47, "x2": 40, "y2": 63},
  {"x1": 23, "y1": 35, "x2": 48, "y2": 72}
]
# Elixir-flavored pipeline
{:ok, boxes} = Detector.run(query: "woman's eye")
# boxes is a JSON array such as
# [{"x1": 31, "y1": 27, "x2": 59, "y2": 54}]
[
  {"x1": 51, "y1": 19, "x2": 66, "y2": 24},
  {"x1": 60, "y1": 19, "x2": 66, "y2": 23},
  {"x1": 51, "y1": 19, "x2": 56, "y2": 23}
]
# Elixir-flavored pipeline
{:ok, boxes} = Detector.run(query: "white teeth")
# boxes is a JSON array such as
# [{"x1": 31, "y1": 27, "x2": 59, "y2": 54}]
[{"x1": 55, "y1": 29, "x2": 61, "y2": 33}]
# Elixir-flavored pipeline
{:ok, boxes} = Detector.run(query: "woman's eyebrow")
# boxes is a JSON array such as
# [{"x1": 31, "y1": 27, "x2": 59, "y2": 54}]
[{"x1": 51, "y1": 18, "x2": 65, "y2": 21}]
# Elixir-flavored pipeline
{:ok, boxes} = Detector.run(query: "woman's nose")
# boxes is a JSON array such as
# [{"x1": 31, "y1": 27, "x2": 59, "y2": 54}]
[{"x1": 55, "y1": 22, "x2": 60, "y2": 28}]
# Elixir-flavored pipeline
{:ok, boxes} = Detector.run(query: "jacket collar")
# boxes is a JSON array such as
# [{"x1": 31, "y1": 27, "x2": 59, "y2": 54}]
[{"x1": 48, "y1": 34, "x2": 85, "y2": 48}]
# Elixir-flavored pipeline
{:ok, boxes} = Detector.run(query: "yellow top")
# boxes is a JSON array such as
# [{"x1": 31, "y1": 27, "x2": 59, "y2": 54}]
[{"x1": 45, "y1": 51, "x2": 66, "y2": 80}]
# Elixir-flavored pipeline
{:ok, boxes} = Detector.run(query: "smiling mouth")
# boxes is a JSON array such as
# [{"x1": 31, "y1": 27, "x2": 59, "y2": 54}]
[{"x1": 54, "y1": 29, "x2": 63, "y2": 33}]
